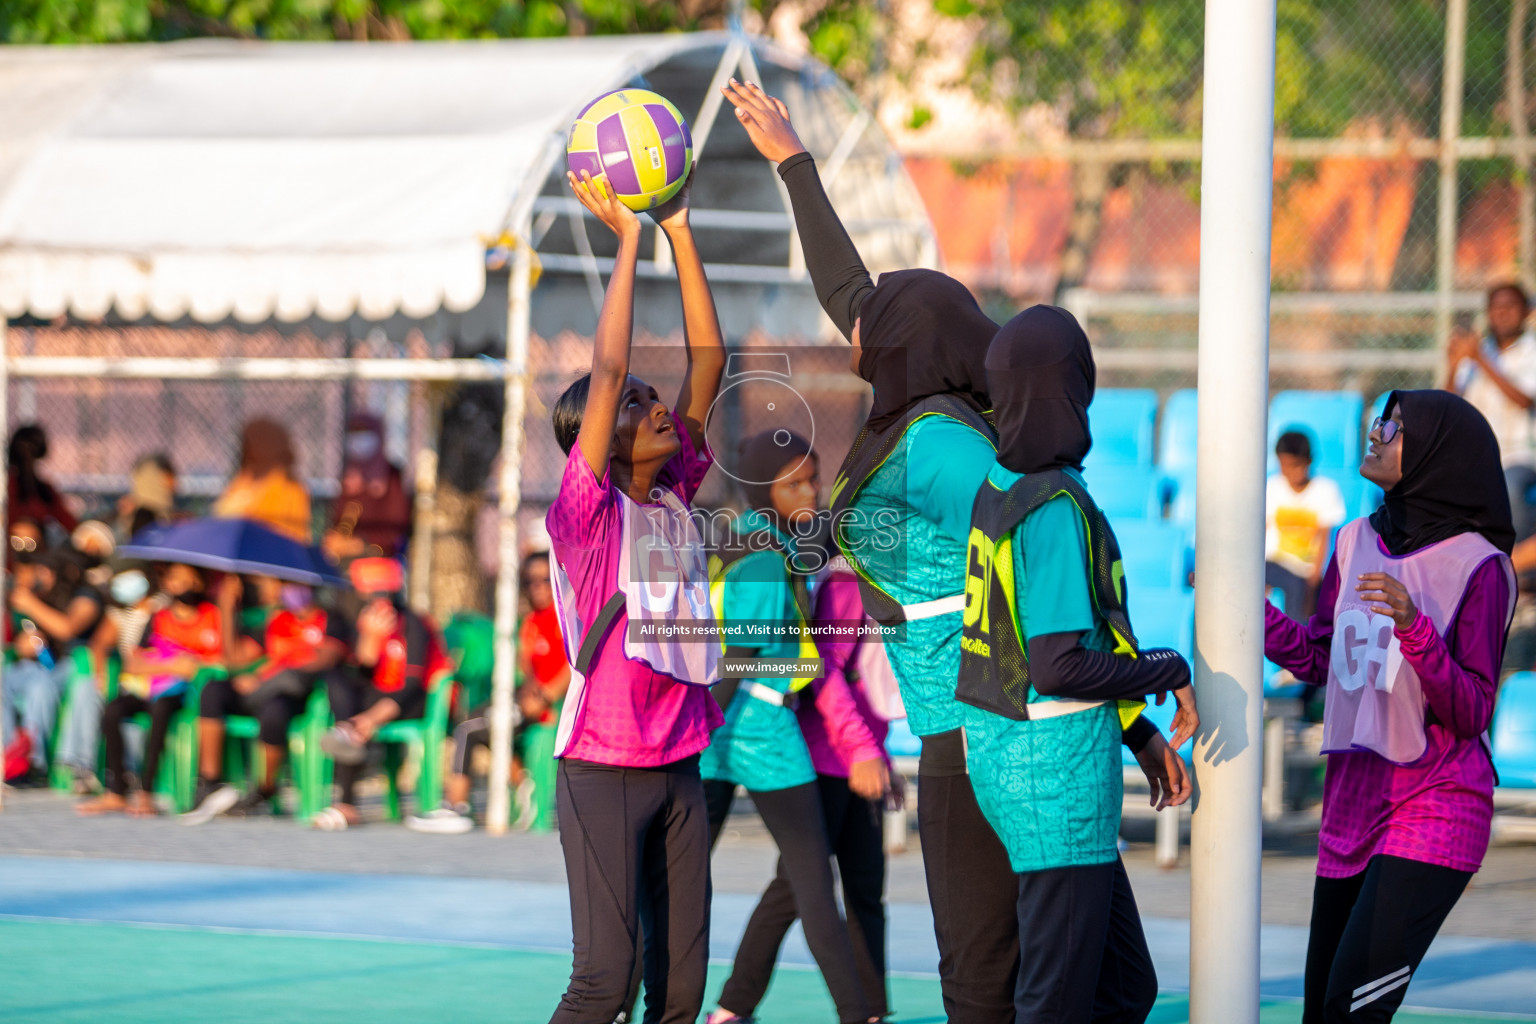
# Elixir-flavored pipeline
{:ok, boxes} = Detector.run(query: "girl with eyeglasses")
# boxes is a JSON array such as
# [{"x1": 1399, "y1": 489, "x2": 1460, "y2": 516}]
[{"x1": 1265, "y1": 392, "x2": 1515, "y2": 1023}]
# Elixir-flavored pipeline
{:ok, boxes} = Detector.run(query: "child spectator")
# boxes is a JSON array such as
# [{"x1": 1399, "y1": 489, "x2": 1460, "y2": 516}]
[
  {"x1": 409, "y1": 551, "x2": 567, "y2": 834},
  {"x1": 181, "y1": 575, "x2": 349, "y2": 823},
  {"x1": 214, "y1": 419, "x2": 312, "y2": 543},
  {"x1": 313, "y1": 558, "x2": 450, "y2": 829},
  {"x1": 76, "y1": 563, "x2": 223, "y2": 817},
  {"x1": 1266, "y1": 431, "x2": 1347, "y2": 621},
  {"x1": 2, "y1": 547, "x2": 104, "y2": 785}
]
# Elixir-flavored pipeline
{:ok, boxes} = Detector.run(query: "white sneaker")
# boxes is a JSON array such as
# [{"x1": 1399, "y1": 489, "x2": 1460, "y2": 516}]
[
  {"x1": 180, "y1": 784, "x2": 241, "y2": 826},
  {"x1": 512, "y1": 778, "x2": 536, "y2": 831},
  {"x1": 406, "y1": 806, "x2": 474, "y2": 835}
]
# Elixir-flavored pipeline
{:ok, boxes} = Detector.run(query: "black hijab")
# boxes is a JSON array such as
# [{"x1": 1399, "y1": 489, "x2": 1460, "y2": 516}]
[
  {"x1": 857, "y1": 269, "x2": 999, "y2": 432},
  {"x1": 1368, "y1": 389, "x2": 1515, "y2": 556},
  {"x1": 985, "y1": 305, "x2": 1096, "y2": 474},
  {"x1": 738, "y1": 429, "x2": 815, "y2": 516}
]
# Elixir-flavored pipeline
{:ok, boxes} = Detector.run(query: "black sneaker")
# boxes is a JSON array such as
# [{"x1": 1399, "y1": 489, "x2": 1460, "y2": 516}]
[
  {"x1": 9, "y1": 766, "x2": 48, "y2": 789},
  {"x1": 223, "y1": 788, "x2": 274, "y2": 819}
]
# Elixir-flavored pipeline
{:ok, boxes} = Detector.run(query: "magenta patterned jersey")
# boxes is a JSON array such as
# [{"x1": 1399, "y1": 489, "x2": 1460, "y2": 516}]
[
  {"x1": 1265, "y1": 528, "x2": 1509, "y2": 877},
  {"x1": 800, "y1": 570, "x2": 886, "y2": 777},
  {"x1": 545, "y1": 414, "x2": 723, "y2": 767}
]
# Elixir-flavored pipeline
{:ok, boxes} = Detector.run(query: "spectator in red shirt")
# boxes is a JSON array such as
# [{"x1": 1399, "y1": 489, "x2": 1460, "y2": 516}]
[
  {"x1": 181, "y1": 575, "x2": 350, "y2": 824},
  {"x1": 409, "y1": 552, "x2": 569, "y2": 834},
  {"x1": 77, "y1": 563, "x2": 223, "y2": 817},
  {"x1": 314, "y1": 558, "x2": 450, "y2": 829}
]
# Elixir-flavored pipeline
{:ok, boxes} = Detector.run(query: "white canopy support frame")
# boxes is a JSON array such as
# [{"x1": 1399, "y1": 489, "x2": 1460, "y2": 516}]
[{"x1": 0, "y1": 32, "x2": 936, "y2": 825}]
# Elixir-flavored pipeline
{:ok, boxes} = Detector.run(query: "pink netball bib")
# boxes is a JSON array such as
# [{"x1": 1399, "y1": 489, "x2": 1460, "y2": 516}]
[{"x1": 1323, "y1": 520, "x2": 1514, "y2": 764}]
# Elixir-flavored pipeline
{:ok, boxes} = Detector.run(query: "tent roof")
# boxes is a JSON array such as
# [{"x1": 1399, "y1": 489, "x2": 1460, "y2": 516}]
[{"x1": 0, "y1": 33, "x2": 911, "y2": 325}]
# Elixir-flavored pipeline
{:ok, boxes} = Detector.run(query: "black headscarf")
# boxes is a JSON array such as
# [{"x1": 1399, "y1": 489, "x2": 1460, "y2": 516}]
[
  {"x1": 857, "y1": 269, "x2": 999, "y2": 432},
  {"x1": 737, "y1": 429, "x2": 815, "y2": 516},
  {"x1": 1368, "y1": 389, "x2": 1514, "y2": 556},
  {"x1": 985, "y1": 305, "x2": 1096, "y2": 474}
]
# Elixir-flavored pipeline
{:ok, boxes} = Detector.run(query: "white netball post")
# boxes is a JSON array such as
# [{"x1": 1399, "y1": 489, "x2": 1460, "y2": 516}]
[{"x1": 1190, "y1": 1, "x2": 1276, "y2": 1022}]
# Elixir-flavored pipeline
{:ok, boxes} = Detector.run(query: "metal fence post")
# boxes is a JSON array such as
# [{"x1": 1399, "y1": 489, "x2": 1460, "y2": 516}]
[{"x1": 1437, "y1": 0, "x2": 1470, "y2": 352}]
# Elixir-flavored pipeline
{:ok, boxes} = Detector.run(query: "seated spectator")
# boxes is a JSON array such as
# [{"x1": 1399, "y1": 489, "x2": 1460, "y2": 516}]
[
  {"x1": 8, "y1": 517, "x2": 42, "y2": 570},
  {"x1": 2, "y1": 547, "x2": 105, "y2": 786},
  {"x1": 71, "y1": 520, "x2": 116, "y2": 588},
  {"x1": 409, "y1": 551, "x2": 566, "y2": 834},
  {"x1": 1449, "y1": 282, "x2": 1536, "y2": 539},
  {"x1": 116, "y1": 453, "x2": 177, "y2": 543},
  {"x1": 214, "y1": 418, "x2": 312, "y2": 543},
  {"x1": 54, "y1": 566, "x2": 168, "y2": 792},
  {"x1": 8, "y1": 424, "x2": 77, "y2": 540},
  {"x1": 1265, "y1": 431, "x2": 1346, "y2": 622},
  {"x1": 180, "y1": 576, "x2": 349, "y2": 824},
  {"x1": 76, "y1": 563, "x2": 223, "y2": 817},
  {"x1": 323, "y1": 413, "x2": 412, "y2": 562},
  {"x1": 314, "y1": 558, "x2": 450, "y2": 830}
]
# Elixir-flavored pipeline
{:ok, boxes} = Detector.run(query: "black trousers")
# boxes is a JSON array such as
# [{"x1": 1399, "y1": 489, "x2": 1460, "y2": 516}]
[
  {"x1": 703, "y1": 780, "x2": 872, "y2": 1024},
  {"x1": 918, "y1": 728, "x2": 1020, "y2": 1024},
  {"x1": 1303, "y1": 854, "x2": 1472, "y2": 1024},
  {"x1": 1266, "y1": 561, "x2": 1313, "y2": 622},
  {"x1": 103, "y1": 691, "x2": 183, "y2": 796},
  {"x1": 1015, "y1": 858, "x2": 1158, "y2": 1024},
  {"x1": 199, "y1": 671, "x2": 313, "y2": 747},
  {"x1": 550, "y1": 755, "x2": 711, "y2": 1024},
  {"x1": 326, "y1": 668, "x2": 425, "y2": 805},
  {"x1": 714, "y1": 773, "x2": 889, "y2": 1018}
]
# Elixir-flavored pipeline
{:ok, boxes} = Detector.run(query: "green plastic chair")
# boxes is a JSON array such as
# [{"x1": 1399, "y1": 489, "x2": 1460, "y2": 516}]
[
  {"x1": 379, "y1": 675, "x2": 458, "y2": 821},
  {"x1": 47, "y1": 647, "x2": 98, "y2": 791},
  {"x1": 444, "y1": 612, "x2": 494, "y2": 712},
  {"x1": 520, "y1": 720, "x2": 558, "y2": 833},
  {"x1": 219, "y1": 686, "x2": 333, "y2": 822}
]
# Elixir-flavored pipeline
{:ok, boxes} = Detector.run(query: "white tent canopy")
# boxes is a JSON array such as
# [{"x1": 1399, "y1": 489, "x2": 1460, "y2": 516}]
[{"x1": 0, "y1": 34, "x2": 934, "y2": 329}]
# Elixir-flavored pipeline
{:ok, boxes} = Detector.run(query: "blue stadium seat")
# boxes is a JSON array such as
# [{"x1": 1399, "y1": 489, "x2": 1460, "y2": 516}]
[
  {"x1": 1121, "y1": 588, "x2": 1197, "y2": 762},
  {"x1": 1493, "y1": 671, "x2": 1536, "y2": 789},
  {"x1": 1111, "y1": 519, "x2": 1191, "y2": 592},
  {"x1": 1084, "y1": 465, "x2": 1161, "y2": 519},
  {"x1": 885, "y1": 717, "x2": 922, "y2": 760},
  {"x1": 1157, "y1": 389, "x2": 1200, "y2": 477},
  {"x1": 1269, "y1": 390, "x2": 1365, "y2": 474},
  {"x1": 1086, "y1": 389, "x2": 1158, "y2": 469}
]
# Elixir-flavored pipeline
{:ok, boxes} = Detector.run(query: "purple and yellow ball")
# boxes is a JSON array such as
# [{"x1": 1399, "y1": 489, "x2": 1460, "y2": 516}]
[{"x1": 566, "y1": 88, "x2": 694, "y2": 212}]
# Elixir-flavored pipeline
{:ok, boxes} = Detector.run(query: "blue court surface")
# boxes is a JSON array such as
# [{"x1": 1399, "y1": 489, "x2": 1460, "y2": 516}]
[{"x1": 2, "y1": 855, "x2": 1533, "y2": 1023}]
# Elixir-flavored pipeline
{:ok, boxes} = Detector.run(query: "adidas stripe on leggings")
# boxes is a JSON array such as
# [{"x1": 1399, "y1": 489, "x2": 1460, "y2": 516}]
[{"x1": 1304, "y1": 854, "x2": 1472, "y2": 1023}]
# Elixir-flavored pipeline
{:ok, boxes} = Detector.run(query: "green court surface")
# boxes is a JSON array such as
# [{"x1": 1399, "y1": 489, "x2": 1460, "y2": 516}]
[{"x1": 0, "y1": 919, "x2": 1526, "y2": 1024}]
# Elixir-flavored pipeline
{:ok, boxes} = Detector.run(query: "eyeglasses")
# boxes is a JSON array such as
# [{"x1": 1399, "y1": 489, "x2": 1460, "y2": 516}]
[{"x1": 1370, "y1": 417, "x2": 1402, "y2": 444}]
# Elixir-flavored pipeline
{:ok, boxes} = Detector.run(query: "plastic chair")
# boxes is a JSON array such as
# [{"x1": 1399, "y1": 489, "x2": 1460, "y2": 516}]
[
  {"x1": 220, "y1": 686, "x2": 333, "y2": 822},
  {"x1": 47, "y1": 647, "x2": 98, "y2": 791},
  {"x1": 1493, "y1": 672, "x2": 1536, "y2": 789},
  {"x1": 885, "y1": 717, "x2": 921, "y2": 759},
  {"x1": 1085, "y1": 389, "x2": 1158, "y2": 469},
  {"x1": 1156, "y1": 389, "x2": 1200, "y2": 477},
  {"x1": 1120, "y1": 588, "x2": 1196, "y2": 767},
  {"x1": 1084, "y1": 465, "x2": 1162, "y2": 520},
  {"x1": 1269, "y1": 391, "x2": 1364, "y2": 474},
  {"x1": 444, "y1": 611, "x2": 495, "y2": 714},
  {"x1": 380, "y1": 675, "x2": 458, "y2": 821},
  {"x1": 520, "y1": 721, "x2": 558, "y2": 832},
  {"x1": 1110, "y1": 520, "x2": 1190, "y2": 592}
]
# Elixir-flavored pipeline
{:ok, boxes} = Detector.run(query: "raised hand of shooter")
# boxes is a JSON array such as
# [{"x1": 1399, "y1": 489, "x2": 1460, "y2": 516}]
[{"x1": 568, "y1": 169, "x2": 640, "y2": 241}]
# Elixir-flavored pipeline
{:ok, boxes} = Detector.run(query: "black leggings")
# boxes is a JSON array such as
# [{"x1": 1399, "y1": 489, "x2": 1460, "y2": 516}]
[
  {"x1": 551, "y1": 755, "x2": 710, "y2": 1024},
  {"x1": 705, "y1": 780, "x2": 870, "y2": 1024},
  {"x1": 918, "y1": 729, "x2": 1020, "y2": 1024},
  {"x1": 326, "y1": 669, "x2": 425, "y2": 805},
  {"x1": 716, "y1": 773, "x2": 889, "y2": 1019},
  {"x1": 199, "y1": 672, "x2": 312, "y2": 747},
  {"x1": 103, "y1": 692, "x2": 183, "y2": 796},
  {"x1": 1014, "y1": 858, "x2": 1158, "y2": 1024},
  {"x1": 1304, "y1": 855, "x2": 1472, "y2": 1023}
]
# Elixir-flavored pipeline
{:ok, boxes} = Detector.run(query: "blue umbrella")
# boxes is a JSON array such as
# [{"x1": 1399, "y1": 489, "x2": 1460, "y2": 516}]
[{"x1": 119, "y1": 517, "x2": 347, "y2": 587}]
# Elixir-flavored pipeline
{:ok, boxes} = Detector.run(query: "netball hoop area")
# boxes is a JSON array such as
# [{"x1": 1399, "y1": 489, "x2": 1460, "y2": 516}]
[{"x1": 1, "y1": 791, "x2": 1533, "y2": 1024}]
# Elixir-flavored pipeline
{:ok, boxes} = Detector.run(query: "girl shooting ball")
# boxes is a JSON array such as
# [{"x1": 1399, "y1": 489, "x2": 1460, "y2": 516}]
[{"x1": 544, "y1": 165, "x2": 726, "y2": 1024}]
